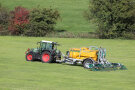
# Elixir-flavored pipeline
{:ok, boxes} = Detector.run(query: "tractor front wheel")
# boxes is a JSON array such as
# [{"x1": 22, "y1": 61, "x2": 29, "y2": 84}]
[
  {"x1": 41, "y1": 51, "x2": 52, "y2": 63},
  {"x1": 26, "y1": 53, "x2": 34, "y2": 61}
]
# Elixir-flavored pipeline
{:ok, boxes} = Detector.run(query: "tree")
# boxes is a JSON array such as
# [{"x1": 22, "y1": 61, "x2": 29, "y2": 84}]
[
  {"x1": 8, "y1": 6, "x2": 29, "y2": 35},
  {"x1": 24, "y1": 8, "x2": 60, "y2": 36},
  {"x1": 85, "y1": 0, "x2": 135, "y2": 39}
]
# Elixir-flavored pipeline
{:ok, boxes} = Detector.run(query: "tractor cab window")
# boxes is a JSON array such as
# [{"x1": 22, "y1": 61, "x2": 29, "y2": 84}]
[
  {"x1": 40, "y1": 42, "x2": 53, "y2": 50},
  {"x1": 46, "y1": 43, "x2": 52, "y2": 50}
]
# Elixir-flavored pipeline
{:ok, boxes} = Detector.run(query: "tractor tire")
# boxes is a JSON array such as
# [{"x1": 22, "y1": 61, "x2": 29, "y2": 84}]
[
  {"x1": 26, "y1": 53, "x2": 34, "y2": 61},
  {"x1": 83, "y1": 59, "x2": 94, "y2": 69},
  {"x1": 41, "y1": 51, "x2": 53, "y2": 63}
]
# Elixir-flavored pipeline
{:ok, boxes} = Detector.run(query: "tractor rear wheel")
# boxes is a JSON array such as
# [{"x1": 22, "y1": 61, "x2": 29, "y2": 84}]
[
  {"x1": 41, "y1": 51, "x2": 52, "y2": 63},
  {"x1": 26, "y1": 53, "x2": 34, "y2": 61},
  {"x1": 83, "y1": 59, "x2": 94, "y2": 69}
]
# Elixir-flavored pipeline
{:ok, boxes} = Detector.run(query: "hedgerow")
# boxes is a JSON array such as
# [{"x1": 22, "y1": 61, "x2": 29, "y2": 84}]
[{"x1": 0, "y1": 3, "x2": 60, "y2": 36}]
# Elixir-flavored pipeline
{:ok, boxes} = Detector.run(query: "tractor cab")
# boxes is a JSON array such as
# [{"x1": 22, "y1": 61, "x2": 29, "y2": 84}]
[{"x1": 37, "y1": 40, "x2": 58, "y2": 51}]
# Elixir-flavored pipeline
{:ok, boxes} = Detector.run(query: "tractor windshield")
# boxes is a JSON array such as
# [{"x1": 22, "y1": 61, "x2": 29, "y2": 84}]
[{"x1": 40, "y1": 42, "x2": 57, "y2": 50}]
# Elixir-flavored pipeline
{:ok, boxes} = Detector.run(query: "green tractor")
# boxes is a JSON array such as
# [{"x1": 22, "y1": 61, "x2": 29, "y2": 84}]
[{"x1": 25, "y1": 40, "x2": 61, "y2": 63}]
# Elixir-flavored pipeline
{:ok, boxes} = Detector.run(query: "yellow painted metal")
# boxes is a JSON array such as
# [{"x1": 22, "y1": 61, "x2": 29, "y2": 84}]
[{"x1": 69, "y1": 47, "x2": 98, "y2": 61}]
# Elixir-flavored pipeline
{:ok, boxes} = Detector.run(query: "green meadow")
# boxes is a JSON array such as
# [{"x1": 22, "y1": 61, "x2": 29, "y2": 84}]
[
  {"x1": 0, "y1": 0, "x2": 97, "y2": 33},
  {"x1": 0, "y1": 0, "x2": 135, "y2": 90},
  {"x1": 0, "y1": 36, "x2": 135, "y2": 90}
]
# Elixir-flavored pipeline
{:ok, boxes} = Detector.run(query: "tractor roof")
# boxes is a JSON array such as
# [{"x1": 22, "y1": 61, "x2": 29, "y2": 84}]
[
  {"x1": 41, "y1": 40, "x2": 53, "y2": 43},
  {"x1": 41, "y1": 40, "x2": 58, "y2": 45}
]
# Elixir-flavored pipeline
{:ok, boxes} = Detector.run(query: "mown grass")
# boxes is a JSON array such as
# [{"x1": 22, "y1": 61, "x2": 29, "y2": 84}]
[
  {"x1": 0, "y1": 0, "x2": 97, "y2": 33},
  {"x1": 0, "y1": 36, "x2": 135, "y2": 90}
]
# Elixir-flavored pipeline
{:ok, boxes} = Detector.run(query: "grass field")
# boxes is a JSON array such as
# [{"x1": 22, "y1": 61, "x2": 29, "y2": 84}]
[
  {"x1": 0, "y1": 36, "x2": 135, "y2": 90},
  {"x1": 0, "y1": 0, "x2": 97, "y2": 33}
]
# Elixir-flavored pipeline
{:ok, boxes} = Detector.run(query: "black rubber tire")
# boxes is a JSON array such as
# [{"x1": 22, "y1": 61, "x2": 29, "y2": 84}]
[
  {"x1": 83, "y1": 59, "x2": 94, "y2": 69},
  {"x1": 41, "y1": 51, "x2": 53, "y2": 63},
  {"x1": 26, "y1": 53, "x2": 34, "y2": 61}
]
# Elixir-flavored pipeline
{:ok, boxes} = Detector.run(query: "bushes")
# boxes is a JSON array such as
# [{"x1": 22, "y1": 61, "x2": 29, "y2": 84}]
[
  {"x1": 24, "y1": 8, "x2": 60, "y2": 36},
  {"x1": 0, "y1": 4, "x2": 9, "y2": 35},
  {"x1": 0, "y1": 3, "x2": 60, "y2": 36}
]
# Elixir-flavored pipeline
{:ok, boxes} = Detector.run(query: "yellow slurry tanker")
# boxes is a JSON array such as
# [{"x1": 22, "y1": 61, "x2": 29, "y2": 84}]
[{"x1": 64, "y1": 46, "x2": 127, "y2": 71}]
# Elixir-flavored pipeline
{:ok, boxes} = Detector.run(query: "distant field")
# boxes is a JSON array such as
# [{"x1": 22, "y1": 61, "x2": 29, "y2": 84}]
[
  {"x1": 0, "y1": 36, "x2": 135, "y2": 90},
  {"x1": 0, "y1": 0, "x2": 97, "y2": 33}
]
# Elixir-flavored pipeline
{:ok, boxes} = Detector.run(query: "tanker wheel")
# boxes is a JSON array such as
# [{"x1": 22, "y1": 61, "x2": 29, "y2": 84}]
[
  {"x1": 26, "y1": 53, "x2": 34, "y2": 61},
  {"x1": 41, "y1": 51, "x2": 53, "y2": 63},
  {"x1": 83, "y1": 59, "x2": 94, "y2": 69}
]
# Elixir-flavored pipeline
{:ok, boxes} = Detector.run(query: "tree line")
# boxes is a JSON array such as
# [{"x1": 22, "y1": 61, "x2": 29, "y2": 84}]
[{"x1": 0, "y1": 0, "x2": 135, "y2": 39}]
